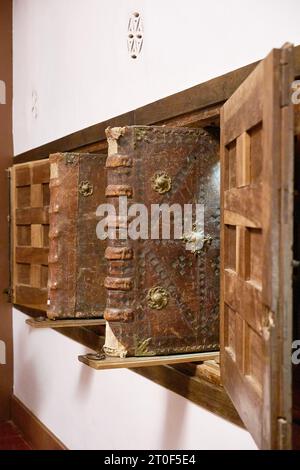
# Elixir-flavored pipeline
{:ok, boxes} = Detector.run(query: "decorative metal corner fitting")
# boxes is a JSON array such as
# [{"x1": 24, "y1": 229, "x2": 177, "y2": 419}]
[
  {"x1": 64, "y1": 154, "x2": 77, "y2": 165},
  {"x1": 182, "y1": 224, "x2": 213, "y2": 255}
]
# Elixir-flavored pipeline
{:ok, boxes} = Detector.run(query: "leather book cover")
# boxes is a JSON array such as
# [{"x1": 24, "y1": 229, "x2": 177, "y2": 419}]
[
  {"x1": 104, "y1": 126, "x2": 220, "y2": 357},
  {"x1": 47, "y1": 152, "x2": 106, "y2": 319}
]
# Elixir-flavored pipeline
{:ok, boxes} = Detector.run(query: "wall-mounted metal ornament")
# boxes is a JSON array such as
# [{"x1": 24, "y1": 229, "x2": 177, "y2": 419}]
[
  {"x1": 182, "y1": 224, "x2": 213, "y2": 255},
  {"x1": 151, "y1": 171, "x2": 172, "y2": 194},
  {"x1": 79, "y1": 180, "x2": 93, "y2": 197},
  {"x1": 127, "y1": 12, "x2": 143, "y2": 59},
  {"x1": 147, "y1": 286, "x2": 169, "y2": 310}
]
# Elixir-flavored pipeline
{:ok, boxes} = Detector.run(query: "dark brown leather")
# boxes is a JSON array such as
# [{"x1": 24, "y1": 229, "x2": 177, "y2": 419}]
[
  {"x1": 104, "y1": 126, "x2": 220, "y2": 357},
  {"x1": 47, "y1": 152, "x2": 107, "y2": 319}
]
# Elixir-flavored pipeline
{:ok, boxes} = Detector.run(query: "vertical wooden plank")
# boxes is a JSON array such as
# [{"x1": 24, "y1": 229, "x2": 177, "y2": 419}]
[
  {"x1": 235, "y1": 313, "x2": 245, "y2": 374},
  {"x1": 220, "y1": 106, "x2": 226, "y2": 388},
  {"x1": 236, "y1": 226, "x2": 250, "y2": 278},
  {"x1": 261, "y1": 47, "x2": 282, "y2": 450},
  {"x1": 30, "y1": 183, "x2": 43, "y2": 207},
  {"x1": 30, "y1": 265, "x2": 42, "y2": 288},
  {"x1": 236, "y1": 132, "x2": 250, "y2": 187},
  {"x1": 30, "y1": 214, "x2": 44, "y2": 289},
  {"x1": 11, "y1": 167, "x2": 17, "y2": 302},
  {"x1": 278, "y1": 44, "x2": 294, "y2": 448},
  {"x1": 31, "y1": 224, "x2": 43, "y2": 247}
]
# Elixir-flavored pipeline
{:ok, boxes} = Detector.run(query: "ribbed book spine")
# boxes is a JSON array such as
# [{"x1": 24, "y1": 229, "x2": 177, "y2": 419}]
[{"x1": 104, "y1": 128, "x2": 135, "y2": 357}]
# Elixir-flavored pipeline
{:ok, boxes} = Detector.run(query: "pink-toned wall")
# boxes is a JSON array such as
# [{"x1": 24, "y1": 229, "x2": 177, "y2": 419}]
[{"x1": 13, "y1": 310, "x2": 255, "y2": 449}]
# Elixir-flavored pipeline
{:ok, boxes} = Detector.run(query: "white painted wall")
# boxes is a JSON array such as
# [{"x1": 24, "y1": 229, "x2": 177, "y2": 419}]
[
  {"x1": 12, "y1": 0, "x2": 300, "y2": 449},
  {"x1": 13, "y1": 310, "x2": 256, "y2": 450},
  {"x1": 13, "y1": 0, "x2": 300, "y2": 154}
]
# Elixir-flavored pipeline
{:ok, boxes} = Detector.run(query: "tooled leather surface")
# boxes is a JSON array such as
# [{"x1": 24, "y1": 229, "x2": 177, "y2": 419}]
[
  {"x1": 104, "y1": 126, "x2": 220, "y2": 356},
  {"x1": 47, "y1": 153, "x2": 106, "y2": 319},
  {"x1": 48, "y1": 153, "x2": 78, "y2": 319},
  {"x1": 75, "y1": 153, "x2": 107, "y2": 317}
]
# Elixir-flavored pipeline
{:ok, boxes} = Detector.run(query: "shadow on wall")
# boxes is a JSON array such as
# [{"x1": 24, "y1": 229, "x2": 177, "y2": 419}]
[
  {"x1": 75, "y1": 354, "x2": 95, "y2": 400},
  {"x1": 159, "y1": 368, "x2": 189, "y2": 449},
  {"x1": 74, "y1": 359, "x2": 190, "y2": 450}
]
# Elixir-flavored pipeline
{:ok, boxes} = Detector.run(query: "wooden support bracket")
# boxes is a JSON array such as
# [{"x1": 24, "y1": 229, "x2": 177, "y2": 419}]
[{"x1": 78, "y1": 351, "x2": 220, "y2": 370}]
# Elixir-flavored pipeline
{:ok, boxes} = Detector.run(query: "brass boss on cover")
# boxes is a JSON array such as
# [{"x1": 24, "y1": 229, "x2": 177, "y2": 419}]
[
  {"x1": 151, "y1": 171, "x2": 172, "y2": 194},
  {"x1": 147, "y1": 286, "x2": 169, "y2": 310}
]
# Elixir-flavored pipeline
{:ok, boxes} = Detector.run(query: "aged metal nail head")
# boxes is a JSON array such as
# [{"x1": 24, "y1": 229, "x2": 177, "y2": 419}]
[{"x1": 79, "y1": 180, "x2": 93, "y2": 197}]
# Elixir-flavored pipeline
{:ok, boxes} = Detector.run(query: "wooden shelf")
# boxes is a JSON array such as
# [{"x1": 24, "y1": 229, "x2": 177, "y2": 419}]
[
  {"x1": 17, "y1": 307, "x2": 242, "y2": 426},
  {"x1": 78, "y1": 351, "x2": 219, "y2": 370},
  {"x1": 26, "y1": 317, "x2": 106, "y2": 329}
]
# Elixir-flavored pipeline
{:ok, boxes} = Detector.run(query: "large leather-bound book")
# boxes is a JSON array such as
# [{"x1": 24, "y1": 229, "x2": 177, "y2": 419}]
[
  {"x1": 104, "y1": 126, "x2": 220, "y2": 357},
  {"x1": 48, "y1": 153, "x2": 106, "y2": 319}
]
